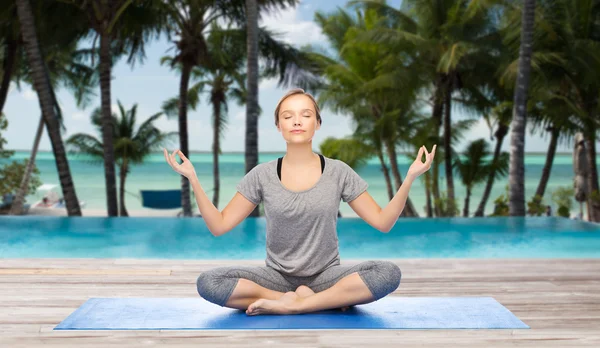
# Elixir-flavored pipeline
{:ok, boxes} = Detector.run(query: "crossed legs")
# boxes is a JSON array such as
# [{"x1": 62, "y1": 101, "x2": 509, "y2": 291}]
[{"x1": 196, "y1": 261, "x2": 401, "y2": 315}]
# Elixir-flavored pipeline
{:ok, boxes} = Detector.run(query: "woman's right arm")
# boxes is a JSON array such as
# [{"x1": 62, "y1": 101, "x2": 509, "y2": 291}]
[
  {"x1": 188, "y1": 176, "x2": 257, "y2": 236},
  {"x1": 164, "y1": 149, "x2": 256, "y2": 237}
]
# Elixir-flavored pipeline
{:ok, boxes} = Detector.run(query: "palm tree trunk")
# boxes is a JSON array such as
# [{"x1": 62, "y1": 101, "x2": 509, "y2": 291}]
[
  {"x1": 0, "y1": 38, "x2": 18, "y2": 113},
  {"x1": 245, "y1": 0, "x2": 260, "y2": 217},
  {"x1": 376, "y1": 147, "x2": 394, "y2": 200},
  {"x1": 118, "y1": 162, "x2": 128, "y2": 217},
  {"x1": 99, "y1": 31, "x2": 118, "y2": 217},
  {"x1": 432, "y1": 161, "x2": 441, "y2": 216},
  {"x1": 178, "y1": 62, "x2": 192, "y2": 216},
  {"x1": 431, "y1": 76, "x2": 444, "y2": 216},
  {"x1": 211, "y1": 93, "x2": 221, "y2": 209},
  {"x1": 534, "y1": 127, "x2": 558, "y2": 198},
  {"x1": 9, "y1": 114, "x2": 43, "y2": 215},
  {"x1": 15, "y1": 0, "x2": 81, "y2": 216},
  {"x1": 585, "y1": 136, "x2": 600, "y2": 222},
  {"x1": 509, "y1": 0, "x2": 535, "y2": 217},
  {"x1": 474, "y1": 123, "x2": 508, "y2": 217},
  {"x1": 384, "y1": 138, "x2": 418, "y2": 217},
  {"x1": 443, "y1": 83, "x2": 455, "y2": 215},
  {"x1": 424, "y1": 171, "x2": 433, "y2": 217},
  {"x1": 463, "y1": 187, "x2": 471, "y2": 217}
]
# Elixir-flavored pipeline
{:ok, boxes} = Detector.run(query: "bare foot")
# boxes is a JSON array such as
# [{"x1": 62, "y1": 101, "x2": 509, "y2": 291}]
[
  {"x1": 296, "y1": 285, "x2": 350, "y2": 312},
  {"x1": 246, "y1": 297, "x2": 298, "y2": 316}
]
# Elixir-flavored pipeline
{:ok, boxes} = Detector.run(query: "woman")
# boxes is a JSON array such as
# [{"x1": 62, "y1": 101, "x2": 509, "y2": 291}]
[{"x1": 164, "y1": 88, "x2": 436, "y2": 316}]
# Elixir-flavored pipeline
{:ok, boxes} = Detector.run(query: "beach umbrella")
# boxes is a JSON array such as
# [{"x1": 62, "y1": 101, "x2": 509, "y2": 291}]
[{"x1": 573, "y1": 133, "x2": 588, "y2": 219}]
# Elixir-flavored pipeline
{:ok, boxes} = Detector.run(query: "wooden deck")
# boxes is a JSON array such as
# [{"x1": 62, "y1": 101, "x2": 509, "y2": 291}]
[{"x1": 0, "y1": 258, "x2": 599, "y2": 347}]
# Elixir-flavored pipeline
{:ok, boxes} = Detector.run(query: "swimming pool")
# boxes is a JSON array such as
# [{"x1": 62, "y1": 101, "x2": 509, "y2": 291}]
[{"x1": 1, "y1": 216, "x2": 599, "y2": 259}]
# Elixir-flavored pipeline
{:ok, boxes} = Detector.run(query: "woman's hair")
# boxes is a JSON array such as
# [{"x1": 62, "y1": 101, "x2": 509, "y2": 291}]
[{"x1": 274, "y1": 88, "x2": 322, "y2": 126}]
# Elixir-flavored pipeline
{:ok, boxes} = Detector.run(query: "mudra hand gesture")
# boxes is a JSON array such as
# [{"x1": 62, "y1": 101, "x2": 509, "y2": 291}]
[
  {"x1": 164, "y1": 148, "x2": 196, "y2": 179},
  {"x1": 407, "y1": 145, "x2": 436, "y2": 180}
]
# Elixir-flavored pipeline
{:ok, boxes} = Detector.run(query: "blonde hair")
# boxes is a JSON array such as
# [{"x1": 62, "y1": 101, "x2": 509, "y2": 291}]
[{"x1": 274, "y1": 88, "x2": 322, "y2": 126}]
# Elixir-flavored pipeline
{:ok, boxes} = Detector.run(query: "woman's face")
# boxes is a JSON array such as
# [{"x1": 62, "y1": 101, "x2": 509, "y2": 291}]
[{"x1": 276, "y1": 94, "x2": 321, "y2": 143}]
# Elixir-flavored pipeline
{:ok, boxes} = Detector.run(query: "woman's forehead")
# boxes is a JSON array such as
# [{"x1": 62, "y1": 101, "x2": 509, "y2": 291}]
[
  {"x1": 280, "y1": 108, "x2": 315, "y2": 114},
  {"x1": 280, "y1": 95, "x2": 315, "y2": 111}
]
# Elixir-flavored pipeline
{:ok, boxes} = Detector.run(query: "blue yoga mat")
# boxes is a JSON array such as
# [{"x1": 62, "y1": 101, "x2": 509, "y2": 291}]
[{"x1": 54, "y1": 297, "x2": 529, "y2": 330}]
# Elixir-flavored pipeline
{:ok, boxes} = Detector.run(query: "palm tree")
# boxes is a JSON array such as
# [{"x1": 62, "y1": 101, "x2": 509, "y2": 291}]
[
  {"x1": 528, "y1": 97, "x2": 580, "y2": 200},
  {"x1": 454, "y1": 139, "x2": 509, "y2": 217},
  {"x1": 68, "y1": 0, "x2": 165, "y2": 216},
  {"x1": 0, "y1": 4, "x2": 19, "y2": 115},
  {"x1": 314, "y1": 6, "x2": 421, "y2": 216},
  {"x1": 66, "y1": 101, "x2": 176, "y2": 216},
  {"x1": 351, "y1": 0, "x2": 501, "y2": 217},
  {"x1": 14, "y1": 0, "x2": 82, "y2": 216},
  {"x1": 508, "y1": 0, "x2": 536, "y2": 216},
  {"x1": 245, "y1": 0, "x2": 260, "y2": 217},
  {"x1": 160, "y1": 0, "x2": 317, "y2": 216},
  {"x1": 473, "y1": 101, "x2": 511, "y2": 217},
  {"x1": 533, "y1": 0, "x2": 600, "y2": 221},
  {"x1": 9, "y1": 12, "x2": 97, "y2": 215},
  {"x1": 188, "y1": 25, "x2": 248, "y2": 209}
]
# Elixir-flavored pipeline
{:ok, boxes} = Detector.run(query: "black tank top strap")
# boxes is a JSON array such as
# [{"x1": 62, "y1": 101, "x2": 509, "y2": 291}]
[
  {"x1": 319, "y1": 154, "x2": 325, "y2": 173},
  {"x1": 277, "y1": 157, "x2": 283, "y2": 180},
  {"x1": 277, "y1": 154, "x2": 325, "y2": 181}
]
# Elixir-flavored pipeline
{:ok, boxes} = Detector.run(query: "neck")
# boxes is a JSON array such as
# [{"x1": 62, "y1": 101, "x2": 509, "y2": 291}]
[{"x1": 283, "y1": 143, "x2": 317, "y2": 167}]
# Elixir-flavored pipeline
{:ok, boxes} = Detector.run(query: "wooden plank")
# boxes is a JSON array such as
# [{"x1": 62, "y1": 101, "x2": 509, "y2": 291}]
[
  {"x1": 0, "y1": 268, "x2": 171, "y2": 275},
  {"x1": 0, "y1": 258, "x2": 599, "y2": 347}
]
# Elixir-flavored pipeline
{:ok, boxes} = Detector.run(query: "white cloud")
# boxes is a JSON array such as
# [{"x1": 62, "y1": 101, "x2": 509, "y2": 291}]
[
  {"x1": 111, "y1": 103, "x2": 120, "y2": 115},
  {"x1": 71, "y1": 112, "x2": 86, "y2": 121},
  {"x1": 234, "y1": 110, "x2": 245, "y2": 121},
  {"x1": 260, "y1": 6, "x2": 326, "y2": 46},
  {"x1": 259, "y1": 77, "x2": 279, "y2": 91},
  {"x1": 22, "y1": 88, "x2": 36, "y2": 101}
]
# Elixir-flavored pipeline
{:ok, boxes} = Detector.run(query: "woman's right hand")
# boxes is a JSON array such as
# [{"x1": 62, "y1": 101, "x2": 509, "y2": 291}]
[{"x1": 164, "y1": 148, "x2": 197, "y2": 179}]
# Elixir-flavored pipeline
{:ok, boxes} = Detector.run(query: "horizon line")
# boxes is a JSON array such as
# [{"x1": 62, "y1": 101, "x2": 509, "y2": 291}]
[{"x1": 9, "y1": 149, "x2": 579, "y2": 155}]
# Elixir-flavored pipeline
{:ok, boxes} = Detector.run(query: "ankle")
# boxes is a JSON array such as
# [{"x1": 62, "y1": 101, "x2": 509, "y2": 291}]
[{"x1": 284, "y1": 296, "x2": 305, "y2": 314}]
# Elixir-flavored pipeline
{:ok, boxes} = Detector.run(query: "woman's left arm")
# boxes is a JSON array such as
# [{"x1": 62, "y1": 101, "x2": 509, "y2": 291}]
[{"x1": 350, "y1": 145, "x2": 436, "y2": 232}]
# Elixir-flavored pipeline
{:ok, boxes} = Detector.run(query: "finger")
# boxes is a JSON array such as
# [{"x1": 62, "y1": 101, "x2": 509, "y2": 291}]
[
  {"x1": 164, "y1": 148, "x2": 174, "y2": 167},
  {"x1": 171, "y1": 150, "x2": 179, "y2": 164},
  {"x1": 423, "y1": 146, "x2": 430, "y2": 158},
  {"x1": 417, "y1": 146, "x2": 424, "y2": 161},
  {"x1": 178, "y1": 150, "x2": 189, "y2": 162}
]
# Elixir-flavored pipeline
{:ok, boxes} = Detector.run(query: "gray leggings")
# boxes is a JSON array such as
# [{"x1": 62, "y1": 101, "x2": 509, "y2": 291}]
[{"x1": 196, "y1": 260, "x2": 402, "y2": 307}]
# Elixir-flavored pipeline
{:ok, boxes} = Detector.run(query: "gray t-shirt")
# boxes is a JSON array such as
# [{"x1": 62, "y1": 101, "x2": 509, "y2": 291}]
[{"x1": 236, "y1": 156, "x2": 369, "y2": 277}]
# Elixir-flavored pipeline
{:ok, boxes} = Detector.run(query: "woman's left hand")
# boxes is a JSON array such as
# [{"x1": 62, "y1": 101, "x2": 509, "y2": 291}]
[{"x1": 407, "y1": 145, "x2": 436, "y2": 180}]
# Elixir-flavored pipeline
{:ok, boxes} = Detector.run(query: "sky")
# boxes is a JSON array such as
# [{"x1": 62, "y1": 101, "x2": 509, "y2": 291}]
[{"x1": 2, "y1": 0, "x2": 574, "y2": 154}]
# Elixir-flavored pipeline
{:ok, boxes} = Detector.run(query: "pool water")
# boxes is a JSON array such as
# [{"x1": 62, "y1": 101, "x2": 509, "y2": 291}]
[{"x1": 1, "y1": 217, "x2": 599, "y2": 259}]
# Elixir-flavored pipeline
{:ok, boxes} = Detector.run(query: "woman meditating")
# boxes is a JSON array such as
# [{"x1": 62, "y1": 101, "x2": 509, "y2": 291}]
[{"x1": 164, "y1": 88, "x2": 436, "y2": 316}]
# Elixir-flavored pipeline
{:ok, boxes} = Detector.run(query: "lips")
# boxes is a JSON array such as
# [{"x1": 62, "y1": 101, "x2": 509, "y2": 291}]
[{"x1": 291, "y1": 130, "x2": 305, "y2": 133}]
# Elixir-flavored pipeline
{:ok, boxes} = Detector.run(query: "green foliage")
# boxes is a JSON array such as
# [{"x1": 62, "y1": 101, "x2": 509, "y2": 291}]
[
  {"x1": 551, "y1": 186, "x2": 574, "y2": 216},
  {"x1": 0, "y1": 160, "x2": 42, "y2": 197},
  {"x1": 0, "y1": 113, "x2": 14, "y2": 159},
  {"x1": 490, "y1": 185, "x2": 510, "y2": 216},
  {"x1": 319, "y1": 137, "x2": 374, "y2": 169},
  {"x1": 557, "y1": 205, "x2": 570, "y2": 218},
  {"x1": 434, "y1": 191, "x2": 459, "y2": 217},
  {"x1": 66, "y1": 100, "x2": 177, "y2": 166},
  {"x1": 589, "y1": 190, "x2": 600, "y2": 204},
  {"x1": 0, "y1": 114, "x2": 41, "y2": 196},
  {"x1": 527, "y1": 194, "x2": 546, "y2": 216},
  {"x1": 490, "y1": 194, "x2": 509, "y2": 216}
]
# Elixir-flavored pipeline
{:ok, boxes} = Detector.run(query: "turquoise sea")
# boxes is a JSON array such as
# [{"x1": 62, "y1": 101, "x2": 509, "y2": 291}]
[{"x1": 1, "y1": 151, "x2": 591, "y2": 217}]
